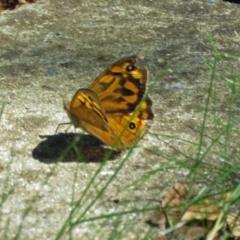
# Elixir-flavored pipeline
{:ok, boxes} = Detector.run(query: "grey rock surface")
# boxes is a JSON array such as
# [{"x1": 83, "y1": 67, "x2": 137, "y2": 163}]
[{"x1": 0, "y1": 0, "x2": 240, "y2": 239}]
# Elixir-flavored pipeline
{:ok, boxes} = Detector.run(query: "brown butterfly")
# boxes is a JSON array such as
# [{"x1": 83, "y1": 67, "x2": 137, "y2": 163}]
[{"x1": 63, "y1": 55, "x2": 154, "y2": 150}]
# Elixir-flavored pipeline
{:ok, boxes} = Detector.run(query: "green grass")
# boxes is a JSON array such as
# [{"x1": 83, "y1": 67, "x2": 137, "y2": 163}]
[
  {"x1": 1, "y1": 37, "x2": 240, "y2": 239},
  {"x1": 0, "y1": 101, "x2": 5, "y2": 123}
]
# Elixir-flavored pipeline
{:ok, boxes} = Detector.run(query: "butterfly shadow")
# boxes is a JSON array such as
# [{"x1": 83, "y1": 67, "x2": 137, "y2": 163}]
[{"x1": 32, "y1": 133, "x2": 121, "y2": 164}]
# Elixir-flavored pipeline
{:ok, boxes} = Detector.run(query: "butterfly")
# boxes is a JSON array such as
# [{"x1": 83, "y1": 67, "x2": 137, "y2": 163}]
[{"x1": 63, "y1": 55, "x2": 154, "y2": 150}]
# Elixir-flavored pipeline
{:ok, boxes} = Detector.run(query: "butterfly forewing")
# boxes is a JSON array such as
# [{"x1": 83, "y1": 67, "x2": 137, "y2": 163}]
[
  {"x1": 89, "y1": 56, "x2": 148, "y2": 114},
  {"x1": 137, "y1": 98, "x2": 154, "y2": 120}
]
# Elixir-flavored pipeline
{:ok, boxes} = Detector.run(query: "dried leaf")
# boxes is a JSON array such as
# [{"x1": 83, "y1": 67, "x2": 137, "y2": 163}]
[
  {"x1": 182, "y1": 200, "x2": 221, "y2": 221},
  {"x1": 161, "y1": 181, "x2": 189, "y2": 207},
  {"x1": 147, "y1": 182, "x2": 189, "y2": 226},
  {"x1": 0, "y1": 0, "x2": 35, "y2": 13},
  {"x1": 227, "y1": 212, "x2": 240, "y2": 237},
  {"x1": 147, "y1": 182, "x2": 240, "y2": 240}
]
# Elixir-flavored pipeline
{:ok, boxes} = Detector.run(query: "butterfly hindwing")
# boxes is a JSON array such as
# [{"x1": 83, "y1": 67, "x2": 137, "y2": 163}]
[
  {"x1": 107, "y1": 114, "x2": 146, "y2": 148},
  {"x1": 64, "y1": 89, "x2": 125, "y2": 149}
]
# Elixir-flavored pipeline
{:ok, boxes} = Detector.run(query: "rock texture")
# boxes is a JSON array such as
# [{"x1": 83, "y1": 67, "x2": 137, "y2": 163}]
[{"x1": 0, "y1": 0, "x2": 240, "y2": 239}]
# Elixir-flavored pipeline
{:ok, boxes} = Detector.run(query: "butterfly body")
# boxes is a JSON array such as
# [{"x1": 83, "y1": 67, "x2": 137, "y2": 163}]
[{"x1": 64, "y1": 56, "x2": 154, "y2": 150}]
